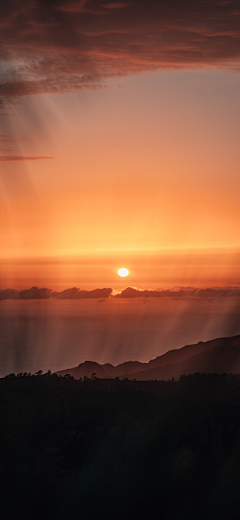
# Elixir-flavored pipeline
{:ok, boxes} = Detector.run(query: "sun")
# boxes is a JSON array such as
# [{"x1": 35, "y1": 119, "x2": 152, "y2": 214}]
[{"x1": 118, "y1": 268, "x2": 129, "y2": 277}]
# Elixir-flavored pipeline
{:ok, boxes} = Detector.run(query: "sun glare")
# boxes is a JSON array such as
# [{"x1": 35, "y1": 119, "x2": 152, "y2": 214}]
[{"x1": 118, "y1": 268, "x2": 129, "y2": 277}]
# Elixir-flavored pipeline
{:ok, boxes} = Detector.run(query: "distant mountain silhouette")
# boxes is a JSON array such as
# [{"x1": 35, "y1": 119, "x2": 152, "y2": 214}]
[
  {"x1": 57, "y1": 361, "x2": 108, "y2": 379},
  {"x1": 55, "y1": 334, "x2": 240, "y2": 381}
]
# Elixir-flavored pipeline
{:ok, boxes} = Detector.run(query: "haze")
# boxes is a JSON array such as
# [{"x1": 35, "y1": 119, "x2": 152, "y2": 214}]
[{"x1": 0, "y1": 0, "x2": 240, "y2": 374}]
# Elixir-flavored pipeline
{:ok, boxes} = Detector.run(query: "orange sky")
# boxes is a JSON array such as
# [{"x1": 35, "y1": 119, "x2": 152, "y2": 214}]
[{"x1": 1, "y1": 1, "x2": 240, "y2": 289}]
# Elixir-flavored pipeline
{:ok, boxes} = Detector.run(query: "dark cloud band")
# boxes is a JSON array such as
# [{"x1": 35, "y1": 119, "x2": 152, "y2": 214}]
[
  {"x1": 0, "y1": 285, "x2": 240, "y2": 300},
  {"x1": 0, "y1": 0, "x2": 240, "y2": 103},
  {"x1": 0, "y1": 287, "x2": 113, "y2": 299},
  {"x1": 0, "y1": 156, "x2": 55, "y2": 161},
  {"x1": 115, "y1": 286, "x2": 240, "y2": 299}
]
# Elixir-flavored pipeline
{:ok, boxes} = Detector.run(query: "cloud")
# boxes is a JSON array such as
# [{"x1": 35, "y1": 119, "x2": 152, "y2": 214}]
[
  {"x1": 0, "y1": 134, "x2": 54, "y2": 160},
  {"x1": 0, "y1": 156, "x2": 55, "y2": 161},
  {"x1": 114, "y1": 286, "x2": 240, "y2": 299},
  {"x1": 52, "y1": 287, "x2": 113, "y2": 299},
  {"x1": 18, "y1": 287, "x2": 52, "y2": 299},
  {"x1": 0, "y1": 134, "x2": 15, "y2": 143},
  {"x1": 0, "y1": 0, "x2": 240, "y2": 103},
  {"x1": 0, "y1": 285, "x2": 240, "y2": 300},
  {"x1": 0, "y1": 133, "x2": 16, "y2": 151},
  {"x1": 0, "y1": 288, "x2": 19, "y2": 300},
  {"x1": 0, "y1": 287, "x2": 51, "y2": 299},
  {"x1": 0, "y1": 286, "x2": 112, "y2": 299},
  {"x1": 102, "y1": 3, "x2": 129, "y2": 8}
]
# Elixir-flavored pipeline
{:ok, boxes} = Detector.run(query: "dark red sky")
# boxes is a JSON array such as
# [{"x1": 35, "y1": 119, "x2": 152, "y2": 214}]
[{"x1": 1, "y1": 0, "x2": 240, "y2": 100}]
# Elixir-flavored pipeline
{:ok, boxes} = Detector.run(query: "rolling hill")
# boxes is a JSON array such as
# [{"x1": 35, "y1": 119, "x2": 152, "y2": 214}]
[{"x1": 55, "y1": 334, "x2": 240, "y2": 380}]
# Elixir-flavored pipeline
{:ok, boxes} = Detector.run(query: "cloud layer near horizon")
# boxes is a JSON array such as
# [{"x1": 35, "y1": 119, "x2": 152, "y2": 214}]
[
  {"x1": 0, "y1": 287, "x2": 113, "y2": 299},
  {"x1": 115, "y1": 286, "x2": 240, "y2": 299},
  {"x1": 1, "y1": 286, "x2": 240, "y2": 300},
  {"x1": 1, "y1": 0, "x2": 240, "y2": 103}
]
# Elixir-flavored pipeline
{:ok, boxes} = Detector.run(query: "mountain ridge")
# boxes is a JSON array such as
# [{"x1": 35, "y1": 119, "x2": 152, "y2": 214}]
[{"x1": 55, "y1": 334, "x2": 240, "y2": 380}]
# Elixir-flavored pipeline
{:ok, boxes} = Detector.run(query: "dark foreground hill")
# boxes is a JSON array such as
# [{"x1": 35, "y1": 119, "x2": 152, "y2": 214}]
[
  {"x1": 56, "y1": 334, "x2": 240, "y2": 380},
  {"x1": 1, "y1": 373, "x2": 240, "y2": 520}
]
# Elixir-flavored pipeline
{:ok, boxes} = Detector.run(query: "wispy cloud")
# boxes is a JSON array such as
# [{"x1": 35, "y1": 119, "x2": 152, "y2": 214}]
[
  {"x1": 102, "y1": 3, "x2": 130, "y2": 8},
  {"x1": 0, "y1": 134, "x2": 53, "y2": 160},
  {"x1": 0, "y1": 134, "x2": 16, "y2": 143},
  {"x1": 0, "y1": 156, "x2": 55, "y2": 161},
  {"x1": 0, "y1": 0, "x2": 240, "y2": 103}
]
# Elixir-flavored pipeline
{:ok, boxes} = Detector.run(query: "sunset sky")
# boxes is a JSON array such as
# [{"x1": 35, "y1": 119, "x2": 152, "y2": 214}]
[{"x1": 1, "y1": 0, "x2": 240, "y2": 289}]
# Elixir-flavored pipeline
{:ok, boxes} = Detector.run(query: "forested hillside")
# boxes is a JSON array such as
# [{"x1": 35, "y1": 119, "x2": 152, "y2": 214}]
[{"x1": 1, "y1": 373, "x2": 240, "y2": 519}]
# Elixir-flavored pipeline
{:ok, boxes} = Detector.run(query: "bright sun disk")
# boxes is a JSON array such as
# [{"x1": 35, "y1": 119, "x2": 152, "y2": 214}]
[{"x1": 118, "y1": 268, "x2": 129, "y2": 277}]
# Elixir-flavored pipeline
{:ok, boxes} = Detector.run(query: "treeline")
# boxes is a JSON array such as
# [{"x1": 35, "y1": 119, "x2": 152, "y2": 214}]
[{"x1": 1, "y1": 373, "x2": 240, "y2": 519}]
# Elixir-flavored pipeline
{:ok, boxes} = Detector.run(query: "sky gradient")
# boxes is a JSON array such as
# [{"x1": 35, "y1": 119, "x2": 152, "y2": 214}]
[{"x1": 1, "y1": 0, "x2": 240, "y2": 289}]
